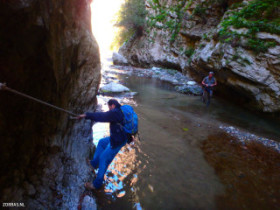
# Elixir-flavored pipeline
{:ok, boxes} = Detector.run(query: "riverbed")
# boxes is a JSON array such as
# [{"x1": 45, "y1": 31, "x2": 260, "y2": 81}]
[{"x1": 88, "y1": 63, "x2": 280, "y2": 209}]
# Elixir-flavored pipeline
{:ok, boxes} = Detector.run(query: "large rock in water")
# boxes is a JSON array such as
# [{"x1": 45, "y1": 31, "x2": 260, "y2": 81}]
[
  {"x1": 112, "y1": 52, "x2": 129, "y2": 65},
  {"x1": 0, "y1": 0, "x2": 100, "y2": 209},
  {"x1": 100, "y1": 82, "x2": 130, "y2": 93},
  {"x1": 118, "y1": 0, "x2": 280, "y2": 112}
]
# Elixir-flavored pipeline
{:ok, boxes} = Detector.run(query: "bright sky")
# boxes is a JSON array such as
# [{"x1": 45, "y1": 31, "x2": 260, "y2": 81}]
[{"x1": 91, "y1": 0, "x2": 124, "y2": 59}]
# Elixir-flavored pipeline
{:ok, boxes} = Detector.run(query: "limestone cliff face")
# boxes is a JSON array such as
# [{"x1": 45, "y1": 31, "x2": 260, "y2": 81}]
[
  {"x1": 0, "y1": 0, "x2": 100, "y2": 209},
  {"x1": 118, "y1": 0, "x2": 280, "y2": 112}
]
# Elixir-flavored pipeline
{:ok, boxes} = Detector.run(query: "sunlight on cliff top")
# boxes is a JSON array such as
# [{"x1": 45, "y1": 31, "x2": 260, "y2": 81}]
[{"x1": 91, "y1": 0, "x2": 124, "y2": 61}]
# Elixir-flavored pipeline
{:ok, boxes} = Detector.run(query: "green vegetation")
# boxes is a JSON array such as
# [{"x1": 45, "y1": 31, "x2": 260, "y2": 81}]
[
  {"x1": 185, "y1": 47, "x2": 196, "y2": 64},
  {"x1": 192, "y1": 4, "x2": 207, "y2": 16},
  {"x1": 112, "y1": 0, "x2": 147, "y2": 49},
  {"x1": 147, "y1": 0, "x2": 192, "y2": 43},
  {"x1": 199, "y1": 43, "x2": 206, "y2": 49},
  {"x1": 202, "y1": 33, "x2": 211, "y2": 41},
  {"x1": 146, "y1": 0, "x2": 228, "y2": 43},
  {"x1": 190, "y1": 0, "x2": 230, "y2": 19},
  {"x1": 113, "y1": 0, "x2": 279, "y2": 57},
  {"x1": 184, "y1": 47, "x2": 195, "y2": 57},
  {"x1": 219, "y1": 0, "x2": 280, "y2": 53}
]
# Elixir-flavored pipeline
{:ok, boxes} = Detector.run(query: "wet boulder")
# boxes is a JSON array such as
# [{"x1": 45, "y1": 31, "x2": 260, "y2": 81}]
[
  {"x1": 100, "y1": 82, "x2": 130, "y2": 93},
  {"x1": 112, "y1": 52, "x2": 129, "y2": 65},
  {"x1": 175, "y1": 84, "x2": 203, "y2": 96}
]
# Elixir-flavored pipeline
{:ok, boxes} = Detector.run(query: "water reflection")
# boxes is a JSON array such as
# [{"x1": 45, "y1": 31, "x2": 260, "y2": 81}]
[{"x1": 91, "y1": 64, "x2": 280, "y2": 209}]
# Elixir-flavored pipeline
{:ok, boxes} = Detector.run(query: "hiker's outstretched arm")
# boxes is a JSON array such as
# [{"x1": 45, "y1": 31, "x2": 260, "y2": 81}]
[
  {"x1": 202, "y1": 79, "x2": 205, "y2": 85},
  {"x1": 85, "y1": 111, "x2": 118, "y2": 122}
]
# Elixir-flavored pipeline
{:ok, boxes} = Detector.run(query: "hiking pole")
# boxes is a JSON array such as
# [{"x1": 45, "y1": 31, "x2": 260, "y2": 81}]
[{"x1": 0, "y1": 82, "x2": 79, "y2": 117}]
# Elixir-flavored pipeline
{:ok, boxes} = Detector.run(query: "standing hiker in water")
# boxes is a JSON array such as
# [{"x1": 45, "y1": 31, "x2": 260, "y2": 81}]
[
  {"x1": 201, "y1": 71, "x2": 217, "y2": 106},
  {"x1": 78, "y1": 99, "x2": 127, "y2": 190},
  {"x1": 202, "y1": 71, "x2": 217, "y2": 97}
]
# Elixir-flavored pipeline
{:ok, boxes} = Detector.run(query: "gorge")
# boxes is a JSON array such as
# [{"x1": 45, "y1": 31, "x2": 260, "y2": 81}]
[
  {"x1": 115, "y1": 0, "x2": 280, "y2": 113},
  {"x1": 0, "y1": 0, "x2": 279, "y2": 209}
]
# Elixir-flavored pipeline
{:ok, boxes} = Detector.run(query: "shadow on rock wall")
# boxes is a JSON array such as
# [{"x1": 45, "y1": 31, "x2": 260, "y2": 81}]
[{"x1": 0, "y1": 0, "x2": 100, "y2": 208}]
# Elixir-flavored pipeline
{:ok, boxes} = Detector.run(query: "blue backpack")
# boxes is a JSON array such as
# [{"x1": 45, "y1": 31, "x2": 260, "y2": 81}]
[{"x1": 120, "y1": 105, "x2": 138, "y2": 137}]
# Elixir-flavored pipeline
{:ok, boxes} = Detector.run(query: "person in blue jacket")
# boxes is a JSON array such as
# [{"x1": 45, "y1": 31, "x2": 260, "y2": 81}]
[{"x1": 78, "y1": 99, "x2": 127, "y2": 190}]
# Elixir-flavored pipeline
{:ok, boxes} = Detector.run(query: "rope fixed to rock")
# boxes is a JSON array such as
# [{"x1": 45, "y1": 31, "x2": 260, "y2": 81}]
[{"x1": 0, "y1": 82, "x2": 79, "y2": 117}]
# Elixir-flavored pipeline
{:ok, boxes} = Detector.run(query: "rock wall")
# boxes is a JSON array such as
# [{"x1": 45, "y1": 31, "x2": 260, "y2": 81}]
[
  {"x1": 0, "y1": 0, "x2": 100, "y2": 209},
  {"x1": 118, "y1": 0, "x2": 280, "y2": 112}
]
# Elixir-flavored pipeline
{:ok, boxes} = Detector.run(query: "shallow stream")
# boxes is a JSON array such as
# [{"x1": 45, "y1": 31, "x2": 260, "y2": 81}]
[{"x1": 90, "y1": 65, "x2": 280, "y2": 209}]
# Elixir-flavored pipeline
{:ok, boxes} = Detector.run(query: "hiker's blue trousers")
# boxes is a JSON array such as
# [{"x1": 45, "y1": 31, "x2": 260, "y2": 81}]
[
  {"x1": 204, "y1": 87, "x2": 213, "y2": 97},
  {"x1": 90, "y1": 137, "x2": 126, "y2": 189}
]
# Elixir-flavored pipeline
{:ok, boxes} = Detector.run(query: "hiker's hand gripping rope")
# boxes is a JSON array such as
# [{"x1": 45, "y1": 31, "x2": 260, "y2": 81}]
[
  {"x1": 70, "y1": 114, "x2": 86, "y2": 120},
  {"x1": 76, "y1": 114, "x2": 86, "y2": 120}
]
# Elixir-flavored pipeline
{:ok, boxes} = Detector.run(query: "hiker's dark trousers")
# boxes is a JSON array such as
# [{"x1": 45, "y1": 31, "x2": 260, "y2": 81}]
[{"x1": 90, "y1": 137, "x2": 126, "y2": 189}]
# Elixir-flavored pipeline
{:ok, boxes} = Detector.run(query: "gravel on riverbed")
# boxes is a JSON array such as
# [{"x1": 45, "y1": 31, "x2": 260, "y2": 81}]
[{"x1": 219, "y1": 125, "x2": 280, "y2": 153}]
